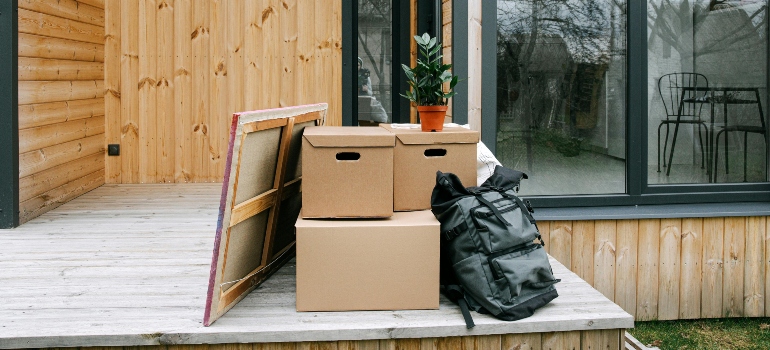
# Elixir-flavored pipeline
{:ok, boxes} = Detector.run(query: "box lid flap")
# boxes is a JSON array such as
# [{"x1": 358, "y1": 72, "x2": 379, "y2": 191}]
[
  {"x1": 296, "y1": 210, "x2": 439, "y2": 228},
  {"x1": 304, "y1": 126, "x2": 395, "y2": 147},
  {"x1": 380, "y1": 125, "x2": 480, "y2": 145}
]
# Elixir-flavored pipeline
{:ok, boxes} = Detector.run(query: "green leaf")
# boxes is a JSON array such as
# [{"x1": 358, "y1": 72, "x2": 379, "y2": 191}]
[
  {"x1": 421, "y1": 32, "x2": 430, "y2": 45},
  {"x1": 429, "y1": 45, "x2": 441, "y2": 57},
  {"x1": 450, "y1": 76, "x2": 458, "y2": 89},
  {"x1": 402, "y1": 67, "x2": 415, "y2": 81},
  {"x1": 428, "y1": 37, "x2": 437, "y2": 49},
  {"x1": 414, "y1": 34, "x2": 426, "y2": 46}
]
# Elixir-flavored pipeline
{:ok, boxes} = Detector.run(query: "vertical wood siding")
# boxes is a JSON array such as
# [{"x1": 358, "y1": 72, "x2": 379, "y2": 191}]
[
  {"x1": 540, "y1": 217, "x2": 770, "y2": 321},
  {"x1": 441, "y1": 0, "x2": 452, "y2": 122},
  {"x1": 104, "y1": 0, "x2": 342, "y2": 183},
  {"x1": 17, "y1": 0, "x2": 107, "y2": 223},
  {"x1": 467, "y1": 0, "x2": 481, "y2": 130}
]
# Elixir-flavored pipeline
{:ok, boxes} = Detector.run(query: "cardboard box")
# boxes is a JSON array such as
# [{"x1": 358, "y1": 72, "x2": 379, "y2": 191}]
[
  {"x1": 302, "y1": 126, "x2": 395, "y2": 218},
  {"x1": 380, "y1": 125, "x2": 479, "y2": 211},
  {"x1": 295, "y1": 210, "x2": 440, "y2": 311}
]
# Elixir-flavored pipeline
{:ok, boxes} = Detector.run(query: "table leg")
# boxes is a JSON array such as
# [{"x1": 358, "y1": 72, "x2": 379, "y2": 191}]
[
  {"x1": 755, "y1": 89, "x2": 766, "y2": 181},
  {"x1": 709, "y1": 99, "x2": 715, "y2": 183},
  {"x1": 724, "y1": 100, "x2": 729, "y2": 177},
  {"x1": 666, "y1": 104, "x2": 686, "y2": 177}
]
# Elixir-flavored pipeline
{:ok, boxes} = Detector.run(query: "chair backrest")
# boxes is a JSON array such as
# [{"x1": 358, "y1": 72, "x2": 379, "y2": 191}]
[{"x1": 657, "y1": 73, "x2": 709, "y2": 118}]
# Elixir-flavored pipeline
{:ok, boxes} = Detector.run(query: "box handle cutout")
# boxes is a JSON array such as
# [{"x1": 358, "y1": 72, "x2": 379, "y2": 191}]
[
  {"x1": 424, "y1": 149, "x2": 447, "y2": 157},
  {"x1": 336, "y1": 152, "x2": 361, "y2": 161}
]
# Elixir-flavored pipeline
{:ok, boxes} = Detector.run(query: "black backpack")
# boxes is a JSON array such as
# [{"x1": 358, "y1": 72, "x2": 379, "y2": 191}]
[{"x1": 430, "y1": 165, "x2": 560, "y2": 328}]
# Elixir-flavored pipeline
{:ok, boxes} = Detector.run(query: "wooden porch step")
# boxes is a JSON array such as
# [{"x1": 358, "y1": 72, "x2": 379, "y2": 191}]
[{"x1": 0, "y1": 184, "x2": 633, "y2": 349}]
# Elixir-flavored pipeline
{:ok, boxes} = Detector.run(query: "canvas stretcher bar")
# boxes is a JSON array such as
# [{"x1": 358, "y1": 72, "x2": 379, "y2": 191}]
[{"x1": 204, "y1": 103, "x2": 327, "y2": 326}]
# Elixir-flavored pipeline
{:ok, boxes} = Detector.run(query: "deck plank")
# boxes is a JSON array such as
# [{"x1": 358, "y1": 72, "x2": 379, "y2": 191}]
[{"x1": 0, "y1": 184, "x2": 631, "y2": 349}]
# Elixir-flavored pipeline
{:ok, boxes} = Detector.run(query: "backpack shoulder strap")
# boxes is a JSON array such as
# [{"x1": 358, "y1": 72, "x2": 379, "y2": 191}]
[
  {"x1": 470, "y1": 189, "x2": 511, "y2": 227},
  {"x1": 444, "y1": 285, "x2": 476, "y2": 329}
]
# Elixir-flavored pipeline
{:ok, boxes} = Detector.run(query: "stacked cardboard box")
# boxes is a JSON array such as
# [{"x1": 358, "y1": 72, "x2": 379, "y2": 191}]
[
  {"x1": 301, "y1": 127, "x2": 395, "y2": 218},
  {"x1": 296, "y1": 125, "x2": 479, "y2": 312},
  {"x1": 381, "y1": 125, "x2": 478, "y2": 211}
]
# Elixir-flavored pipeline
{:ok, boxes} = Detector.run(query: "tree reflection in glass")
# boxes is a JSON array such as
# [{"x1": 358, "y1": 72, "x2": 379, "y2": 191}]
[{"x1": 496, "y1": 0, "x2": 627, "y2": 195}]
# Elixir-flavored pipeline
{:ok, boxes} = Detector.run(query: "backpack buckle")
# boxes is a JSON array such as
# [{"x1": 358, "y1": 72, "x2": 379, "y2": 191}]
[{"x1": 442, "y1": 222, "x2": 468, "y2": 241}]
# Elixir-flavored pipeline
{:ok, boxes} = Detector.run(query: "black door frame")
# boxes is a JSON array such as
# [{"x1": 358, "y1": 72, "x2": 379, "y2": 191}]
[
  {"x1": 452, "y1": 1, "x2": 468, "y2": 127},
  {"x1": 0, "y1": 0, "x2": 19, "y2": 228}
]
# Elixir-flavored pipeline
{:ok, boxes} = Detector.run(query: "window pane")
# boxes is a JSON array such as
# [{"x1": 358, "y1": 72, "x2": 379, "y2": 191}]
[
  {"x1": 648, "y1": 1, "x2": 768, "y2": 184},
  {"x1": 357, "y1": 0, "x2": 393, "y2": 125},
  {"x1": 496, "y1": 0, "x2": 627, "y2": 196}
]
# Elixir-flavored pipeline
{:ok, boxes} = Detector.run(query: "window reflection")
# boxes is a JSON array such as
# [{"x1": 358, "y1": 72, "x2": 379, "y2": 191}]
[
  {"x1": 648, "y1": 0, "x2": 768, "y2": 184},
  {"x1": 496, "y1": 0, "x2": 627, "y2": 195},
  {"x1": 357, "y1": 0, "x2": 393, "y2": 126}
]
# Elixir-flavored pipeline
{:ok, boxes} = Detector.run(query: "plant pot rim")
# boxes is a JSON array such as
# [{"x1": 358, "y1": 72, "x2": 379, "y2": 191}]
[{"x1": 416, "y1": 105, "x2": 448, "y2": 110}]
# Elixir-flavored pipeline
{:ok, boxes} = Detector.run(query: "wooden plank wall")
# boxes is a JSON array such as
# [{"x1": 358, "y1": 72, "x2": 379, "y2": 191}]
[
  {"x1": 104, "y1": 0, "x2": 342, "y2": 184},
  {"x1": 17, "y1": 0, "x2": 107, "y2": 223},
  {"x1": 540, "y1": 217, "x2": 769, "y2": 321},
  {"x1": 410, "y1": 0, "x2": 417, "y2": 123},
  {"x1": 442, "y1": 0, "x2": 452, "y2": 123},
  {"x1": 467, "y1": 0, "x2": 481, "y2": 131}
]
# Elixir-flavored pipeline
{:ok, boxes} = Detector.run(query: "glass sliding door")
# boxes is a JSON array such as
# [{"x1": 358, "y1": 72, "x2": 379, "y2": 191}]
[
  {"x1": 495, "y1": 0, "x2": 628, "y2": 196},
  {"x1": 344, "y1": 0, "x2": 412, "y2": 126},
  {"x1": 357, "y1": 0, "x2": 394, "y2": 125},
  {"x1": 647, "y1": 0, "x2": 768, "y2": 184}
]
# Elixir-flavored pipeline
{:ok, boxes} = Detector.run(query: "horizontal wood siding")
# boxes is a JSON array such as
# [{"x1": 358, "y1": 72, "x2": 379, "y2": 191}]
[
  {"x1": 541, "y1": 217, "x2": 770, "y2": 321},
  {"x1": 105, "y1": 0, "x2": 343, "y2": 184},
  {"x1": 5, "y1": 333, "x2": 623, "y2": 349},
  {"x1": 18, "y1": 0, "x2": 106, "y2": 224}
]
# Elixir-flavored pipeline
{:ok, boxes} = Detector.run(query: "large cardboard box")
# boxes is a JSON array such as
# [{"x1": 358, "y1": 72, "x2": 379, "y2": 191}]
[
  {"x1": 302, "y1": 126, "x2": 395, "y2": 218},
  {"x1": 295, "y1": 210, "x2": 440, "y2": 311},
  {"x1": 380, "y1": 125, "x2": 479, "y2": 211}
]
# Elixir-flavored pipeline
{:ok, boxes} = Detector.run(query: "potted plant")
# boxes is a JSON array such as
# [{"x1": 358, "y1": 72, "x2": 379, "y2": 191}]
[{"x1": 401, "y1": 33, "x2": 459, "y2": 132}]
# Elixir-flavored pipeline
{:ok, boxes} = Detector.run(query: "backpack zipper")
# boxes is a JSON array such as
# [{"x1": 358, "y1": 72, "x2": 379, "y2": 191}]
[
  {"x1": 470, "y1": 197, "x2": 518, "y2": 230},
  {"x1": 471, "y1": 201, "x2": 519, "y2": 230},
  {"x1": 469, "y1": 196, "x2": 510, "y2": 213},
  {"x1": 475, "y1": 202, "x2": 520, "y2": 218}
]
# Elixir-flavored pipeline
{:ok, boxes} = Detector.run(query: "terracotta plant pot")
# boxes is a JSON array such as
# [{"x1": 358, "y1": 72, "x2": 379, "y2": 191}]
[{"x1": 417, "y1": 105, "x2": 448, "y2": 132}]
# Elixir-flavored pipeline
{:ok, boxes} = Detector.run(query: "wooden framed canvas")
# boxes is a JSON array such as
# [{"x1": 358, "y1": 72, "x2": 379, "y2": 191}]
[{"x1": 204, "y1": 103, "x2": 327, "y2": 326}]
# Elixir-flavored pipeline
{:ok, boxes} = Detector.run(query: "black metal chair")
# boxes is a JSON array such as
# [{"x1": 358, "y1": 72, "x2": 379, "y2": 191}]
[
  {"x1": 714, "y1": 89, "x2": 767, "y2": 182},
  {"x1": 657, "y1": 73, "x2": 710, "y2": 175}
]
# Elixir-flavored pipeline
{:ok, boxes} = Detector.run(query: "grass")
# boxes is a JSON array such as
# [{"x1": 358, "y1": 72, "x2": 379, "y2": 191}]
[{"x1": 631, "y1": 318, "x2": 770, "y2": 350}]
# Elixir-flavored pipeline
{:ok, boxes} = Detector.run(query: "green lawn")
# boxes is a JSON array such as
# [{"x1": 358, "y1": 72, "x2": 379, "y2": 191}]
[{"x1": 632, "y1": 318, "x2": 770, "y2": 350}]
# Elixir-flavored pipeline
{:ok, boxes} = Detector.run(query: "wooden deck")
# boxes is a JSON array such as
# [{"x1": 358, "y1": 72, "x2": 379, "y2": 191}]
[{"x1": 0, "y1": 184, "x2": 633, "y2": 349}]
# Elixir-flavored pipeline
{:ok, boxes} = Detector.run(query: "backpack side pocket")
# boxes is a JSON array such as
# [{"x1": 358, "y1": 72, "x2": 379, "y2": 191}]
[
  {"x1": 489, "y1": 244, "x2": 559, "y2": 303},
  {"x1": 452, "y1": 254, "x2": 504, "y2": 315}
]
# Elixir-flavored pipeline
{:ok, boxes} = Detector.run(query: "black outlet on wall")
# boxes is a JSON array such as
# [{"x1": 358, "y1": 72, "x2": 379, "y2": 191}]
[{"x1": 108, "y1": 144, "x2": 120, "y2": 156}]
